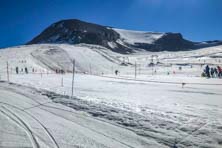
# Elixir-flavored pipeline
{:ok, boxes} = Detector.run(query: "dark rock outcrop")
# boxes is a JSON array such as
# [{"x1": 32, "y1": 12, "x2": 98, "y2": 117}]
[{"x1": 28, "y1": 19, "x2": 119, "y2": 47}]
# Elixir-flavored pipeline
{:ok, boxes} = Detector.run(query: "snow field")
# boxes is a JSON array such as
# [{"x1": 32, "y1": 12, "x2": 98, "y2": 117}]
[
  {"x1": 3, "y1": 73, "x2": 222, "y2": 147},
  {"x1": 0, "y1": 43, "x2": 222, "y2": 147}
]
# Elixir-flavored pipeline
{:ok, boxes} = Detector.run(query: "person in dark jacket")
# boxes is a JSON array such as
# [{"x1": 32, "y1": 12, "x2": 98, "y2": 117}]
[
  {"x1": 210, "y1": 67, "x2": 214, "y2": 78},
  {"x1": 25, "y1": 67, "x2": 28, "y2": 74},
  {"x1": 217, "y1": 66, "x2": 222, "y2": 78},
  {"x1": 205, "y1": 65, "x2": 210, "y2": 78},
  {"x1": 16, "y1": 67, "x2": 19, "y2": 74},
  {"x1": 115, "y1": 70, "x2": 119, "y2": 75}
]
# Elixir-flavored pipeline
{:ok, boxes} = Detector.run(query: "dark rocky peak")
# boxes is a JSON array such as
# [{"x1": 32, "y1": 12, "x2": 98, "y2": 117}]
[{"x1": 28, "y1": 19, "x2": 120, "y2": 47}]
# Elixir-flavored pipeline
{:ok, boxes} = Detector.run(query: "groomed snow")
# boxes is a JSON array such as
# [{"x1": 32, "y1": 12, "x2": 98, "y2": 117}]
[
  {"x1": 0, "y1": 73, "x2": 220, "y2": 148},
  {"x1": 0, "y1": 44, "x2": 122, "y2": 74},
  {"x1": 0, "y1": 82, "x2": 162, "y2": 148},
  {"x1": 1, "y1": 43, "x2": 222, "y2": 147}
]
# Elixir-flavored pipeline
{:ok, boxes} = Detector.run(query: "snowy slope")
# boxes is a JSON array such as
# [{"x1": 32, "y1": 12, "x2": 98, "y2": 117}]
[
  {"x1": 1, "y1": 44, "x2": 222, "y2": 78},
  {"x1": 0, "y1": 82, "x2": 161, "y2": 148},
  {"x1": 1, "y1": 43, "x2": 222, "y2": 147},
  {"x1": 0, "y1": 45, "x2": 47, "y2": 74},
  {"x1": 113, "y1": 28, "x2": 164, "y2": 45},
  {"x1": 5, "y1": 72, "x2": 222, "y2": 148},
  {"x1": 0, "y1": 44, "x2": 123, "y2": 75}
]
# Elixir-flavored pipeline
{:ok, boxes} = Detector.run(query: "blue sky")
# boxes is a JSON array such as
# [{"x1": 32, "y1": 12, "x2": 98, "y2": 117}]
[{"x1": 0, "y1": 0, "x2": 222, "y2": 48}]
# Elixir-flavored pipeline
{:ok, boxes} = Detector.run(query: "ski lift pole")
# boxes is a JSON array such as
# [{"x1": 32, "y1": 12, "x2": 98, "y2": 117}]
[
  {"x1": 135, "y1": 61, "x2": 137, "y2": 79},
  {"x1": 89, "y1": 64, "x2": 92, "y2": 75},
  {"x1": 7, "y1": 61, "x2": 9, "y2": 82},
  {"x1": 61, "y1": 77, "x2": 63, "y2": 87},
  {"x1": 71, "y1": 59, "x2": 75, "y2": 98}
]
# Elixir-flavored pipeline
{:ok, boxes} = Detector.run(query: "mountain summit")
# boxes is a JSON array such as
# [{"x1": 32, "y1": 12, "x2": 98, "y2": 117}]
[{"x1": 28, "y1": 19, "x2": 222, "y2": 53}]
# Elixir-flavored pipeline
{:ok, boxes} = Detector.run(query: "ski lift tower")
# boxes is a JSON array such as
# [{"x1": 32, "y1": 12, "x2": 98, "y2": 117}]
[{"x1": 56, "y1": 60, "x2": 75, "y2": 98}]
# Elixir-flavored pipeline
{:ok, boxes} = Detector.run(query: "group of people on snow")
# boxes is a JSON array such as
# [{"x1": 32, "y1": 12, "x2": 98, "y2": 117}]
[
  {"x1": 203, "y1": 65, "x2": 222, "y2": 78},
  {"x1": 15, "y1": 67, "x2": 66, "y2": 74},
  {"x1": 55, "y1": 69, "x2": 65, "y2": 74},
  {"x1": 15, "y1": 67, "x2": 28, "y2": 74}
]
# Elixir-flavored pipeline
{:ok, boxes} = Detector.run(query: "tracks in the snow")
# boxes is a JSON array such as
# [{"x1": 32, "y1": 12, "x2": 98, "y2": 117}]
[
  {"x1": 39, "y1": 105, "x2": 136, "y2": 148},
  {"x1": 0, "y1": 86, "x2": 136, "y2": 148},
  {"x1": 0, "y1": 106, "x2": 40, "y2": 148},
  {"x1": 0, "y1": 102, "x2": 60, "y2": 148}
]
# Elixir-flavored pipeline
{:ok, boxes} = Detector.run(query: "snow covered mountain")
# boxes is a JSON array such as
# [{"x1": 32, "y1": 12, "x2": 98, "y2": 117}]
[{"x1": 27, "y1": 19, "x2": 222, "y2": 53}]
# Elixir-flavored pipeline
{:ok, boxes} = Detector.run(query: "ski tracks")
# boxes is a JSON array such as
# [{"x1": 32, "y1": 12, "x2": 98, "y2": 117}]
[
  {"x1": 0, "y1": 103, "x2": 60, "y2": 148},
  {"x1": 0, "y1": 105, "x2": 40, "y2": 148}
]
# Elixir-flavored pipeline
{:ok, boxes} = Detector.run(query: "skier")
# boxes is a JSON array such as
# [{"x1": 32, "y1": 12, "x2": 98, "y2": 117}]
[
  {"x1": 25, "y1": 67, "x2": 28, "y2": 74},
  {"x1": 214, "y1": 67, "x2": 218, "y2": 77},
  {"x1": 201, "y1": 71, "x2": 206, "y2": 77},
  {"x1": 115, "y1": 70, "x2": 119, "y2": 75},
  {"x1": 205, "y1": 65, "x2": 210, "y2": 78},
  {"x1": 210, "y1": 67, "x2": 214, "y2": 78},
  {"x1": 15, "y1": 67, "x2": 19, "y2": 74},
  {"x1": 217, "y1": 66, "x2": 222, "y2": 78}
]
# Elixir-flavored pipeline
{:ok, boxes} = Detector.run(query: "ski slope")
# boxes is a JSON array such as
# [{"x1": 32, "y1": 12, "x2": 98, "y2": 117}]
[
  {"x1": 0, "y1": 43, "x2": 222, "y2": 77},
  {"x1": 2, "y1": 73, "x2": 221, "y2": 148},
  {"x1": 0, "y1": 44, "x2": 122, "y2": 75},
  {"x1": 1, "y1": 43, "x2": 222, "y2": 147},
  {"x1": 0, "y1": 82, "x2": 160, "y2": 148}
]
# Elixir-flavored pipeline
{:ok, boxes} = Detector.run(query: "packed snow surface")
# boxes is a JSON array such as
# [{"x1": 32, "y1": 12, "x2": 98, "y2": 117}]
[
  {"x1": 0, "y1": 44, "x2": 122, "y2": 74},
  {"x1": 1, "y1": 43, "x2": 222, "y2": 147},
  {"x1": 0, "y1": 73, "x2": 221, "y2": 148},
  {"x1": 0, "y1": 82, "x2": 159, "y2": 148}
]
